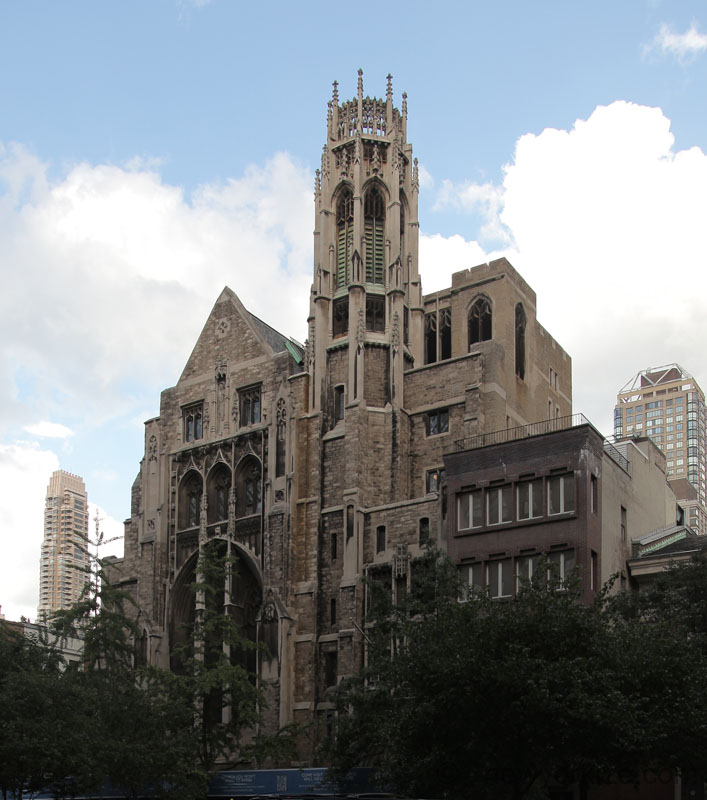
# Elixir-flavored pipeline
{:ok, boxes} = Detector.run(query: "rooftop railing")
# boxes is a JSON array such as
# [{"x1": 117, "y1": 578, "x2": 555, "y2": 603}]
[{"x1": 450, "y1": 413, "x2": 630, "y2": 473}]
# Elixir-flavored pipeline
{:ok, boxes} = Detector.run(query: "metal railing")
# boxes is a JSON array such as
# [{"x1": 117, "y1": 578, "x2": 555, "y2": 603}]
[{"x1": 450, "y1": 413, "x2": 630, "y2": 473}]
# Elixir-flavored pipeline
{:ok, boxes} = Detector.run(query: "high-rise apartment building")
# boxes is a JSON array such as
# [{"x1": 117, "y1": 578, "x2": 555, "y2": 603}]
[
  {"x1": 38, "y1": 470, "x2": 91, "y2": 619},
  {"x1": 614, "y1": 364, "x2": 707, "y2": 535}
]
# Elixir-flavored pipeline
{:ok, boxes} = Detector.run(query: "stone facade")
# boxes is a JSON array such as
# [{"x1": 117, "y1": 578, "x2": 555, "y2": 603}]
[{"x1": 110, "y1": 72, "x2": 571, "y2": 760}]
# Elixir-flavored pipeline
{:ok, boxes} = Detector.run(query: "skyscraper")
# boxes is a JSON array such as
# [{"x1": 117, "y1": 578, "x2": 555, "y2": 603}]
[
  {"x1": 38, "y1": 470, "x2": 91, "y2": 619},
  {"x1": 614, "y1": 364, "x2": 707, "y2": 535}
]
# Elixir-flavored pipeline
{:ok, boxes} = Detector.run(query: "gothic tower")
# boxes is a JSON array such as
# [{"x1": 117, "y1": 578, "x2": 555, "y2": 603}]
[{"x1": 308, "y1": 70, "x2": 422, "y2": 414}]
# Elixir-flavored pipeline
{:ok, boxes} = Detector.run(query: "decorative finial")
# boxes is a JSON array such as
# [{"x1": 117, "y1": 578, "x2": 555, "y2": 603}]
[
  {"x1": 386, "y1": 74, "x2": 393, "y2": 102},
  {"x1": 402, "y1": 91, "x2": 407, "y2": 118},
  {"x1": 354, "y1": 130, "x2": 361, "y2": 165},
  {"x1": 357, "y1": 68, "x2": 363, "y2": 99},
  {"x1": 314, "y1": 168, "x2": 321, "y2": 198},
  {"x1": 332, "y1": 80, "x2": 339, "y2": 105},
  {"x1": 412, "y1": 158, "x2": 419, "y2": 193},
  {"x1": 321, "y1": 144, "x2": 329, "y2": 179}
]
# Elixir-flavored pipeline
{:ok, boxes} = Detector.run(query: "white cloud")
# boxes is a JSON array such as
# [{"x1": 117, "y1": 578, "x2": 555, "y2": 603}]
[
  {"x1": 434, "y1": 178, "x2": 510, "y2": 246},
  {"x1": 646, "y1": 22, "x2": 707, "y2": 60},
  {"x1": 0, "y1": 148, "x2": 312, "y2": 436},
  {"x1": 0, "y1": 443, "x2": 59, "y2": 622},
  {"x1": 24, "y1": 421, "x2": 74, "y2": 439},
  {"x1": 424, "y1": 101, "x2": 707, "y2": 437}
]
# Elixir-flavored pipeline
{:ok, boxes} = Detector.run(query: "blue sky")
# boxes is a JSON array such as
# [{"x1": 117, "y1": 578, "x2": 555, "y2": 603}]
[{"x1": 2, "y1": 0, "x2": 707, "y2": 620}]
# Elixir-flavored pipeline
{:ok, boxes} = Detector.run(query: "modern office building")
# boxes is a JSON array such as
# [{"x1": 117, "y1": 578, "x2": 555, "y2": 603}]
[
  {"x1": 37, "y1": 470, "x2": 91, "y2": 619},
  {"x1": 614, "y1": 364, "x2": 707, "y2": 535}
]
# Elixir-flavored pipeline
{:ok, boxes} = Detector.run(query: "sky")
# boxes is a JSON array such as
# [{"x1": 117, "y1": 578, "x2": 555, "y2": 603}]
[{"x1": 2, "y1": 0, "x2": 707, "y2": 621}]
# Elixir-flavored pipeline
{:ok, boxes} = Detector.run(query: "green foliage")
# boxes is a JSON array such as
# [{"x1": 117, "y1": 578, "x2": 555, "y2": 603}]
[
  {"x1": 170, "y1": 542, "x2": 266, "y2": 774},
  {"x1": 325, "y1": 552, "x2": 707, "y2": 800}
]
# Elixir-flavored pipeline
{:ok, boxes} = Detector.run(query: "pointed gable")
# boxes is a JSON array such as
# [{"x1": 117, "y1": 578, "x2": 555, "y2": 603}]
[{"x1": 178, "y1": 287, "x2": 289, "y2": 383}]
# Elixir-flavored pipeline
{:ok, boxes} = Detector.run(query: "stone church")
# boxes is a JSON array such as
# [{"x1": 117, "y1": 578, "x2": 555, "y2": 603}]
[{"x1": 113, "y1": 71, "x2": 571, "y2": 755}]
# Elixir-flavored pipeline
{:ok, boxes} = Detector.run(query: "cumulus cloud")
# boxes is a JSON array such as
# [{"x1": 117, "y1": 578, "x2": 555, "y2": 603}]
[
  {"x1": 0, "y1": 443, "x2": 59, "y2": 621},
  {"x1": 646, "y1": 22, "x2": 707, "y2": 61},
  {"x1": 429, "y1": 101, "x2": 707, "y2": 436},
  {"x1": 0, "y1": 148, "x2": 312, "y2": 437},
  {"x1": 24, "y1": 421, "x2": 74, "y2": 439}
]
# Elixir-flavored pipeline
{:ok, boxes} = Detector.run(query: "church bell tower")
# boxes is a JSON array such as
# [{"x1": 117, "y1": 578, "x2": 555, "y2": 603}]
[{"x1": 308, "y1": 71, "x2": 422, "y2": 414}]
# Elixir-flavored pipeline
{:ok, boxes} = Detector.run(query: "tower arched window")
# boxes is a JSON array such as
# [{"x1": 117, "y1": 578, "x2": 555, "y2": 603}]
[
  {"x1": 364, "y1": 186, "x2": 385, "y2": 285},
  {"x1": 469, "y1": 297, "x2": 492, "y2": 347},
  {"x1": 515, "y1": 303, "x2": 526, "y2": 380},
  {"x1": 336, "y1": 188, "x2": 354, "y2": 288}
]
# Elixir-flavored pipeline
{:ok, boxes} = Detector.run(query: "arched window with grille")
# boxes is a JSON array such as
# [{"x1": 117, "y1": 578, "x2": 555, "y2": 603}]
[
  {"x1": 364, "y1": 186, "x2": 385, "y2": 285},
  {"x1": 468, "y1": 296, "x2": 492, "y2": 347},
  {"x1": 336, "y1": 188, "x2": 354, "y2": 288}
]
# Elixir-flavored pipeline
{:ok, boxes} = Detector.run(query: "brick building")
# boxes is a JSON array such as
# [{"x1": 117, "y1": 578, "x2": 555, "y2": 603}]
[
  {"x1": 111, "y1": 72, "x2": 571, "y2": 756},
  {"x1": 444, "y1": 417, "x2": 682, "y2": 605}
]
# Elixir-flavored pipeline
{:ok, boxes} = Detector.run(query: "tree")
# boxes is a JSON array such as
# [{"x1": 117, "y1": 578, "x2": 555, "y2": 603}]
[
  {"x1": 324, "y1": 551, "x2": 707, "y2": 800},
  {"x1": 170, "y1": 541, "x2": 268, "y2": 774},
  {"x1": 51, "y1": 558, "x2": 208, "y2": 800},
  {"x1": 0, "y1": 623, "x2": 89, "y2": 800}
]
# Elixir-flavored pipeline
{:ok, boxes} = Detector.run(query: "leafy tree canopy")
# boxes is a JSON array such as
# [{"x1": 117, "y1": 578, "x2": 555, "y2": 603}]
[{"x1": 324, "y1": 550, "x2": 707, "y2": 800}]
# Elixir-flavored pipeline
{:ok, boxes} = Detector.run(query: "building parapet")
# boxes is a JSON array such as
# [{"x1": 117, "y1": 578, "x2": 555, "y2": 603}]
[{"x1": 449, "y1": 413, "x2": 629, "y2": 473}]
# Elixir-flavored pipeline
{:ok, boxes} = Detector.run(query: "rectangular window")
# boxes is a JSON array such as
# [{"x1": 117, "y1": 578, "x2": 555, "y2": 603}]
[
  {"x1": 516, "y1": 554, "x2": 541, "y2": 588},
  {"x1": 418, "y1": 518, "x2": 430, "y2": 546},
  {"x1": 239, "y1": 386, "x2": 261, "y2": 427},
  {"x1": 487, "y1": 485, "x2": 513, "y2": 525},
  {"x1": 333, "y1": 297, "x2": 349, "y2": 337},
  {"x1": 458, "y1": 490, "x2": 483, "y2": 530},
  {"x1": 331, "y1": 531, "x2": 338, "y2": 560},
  {"x1": 621, "y1": 506, "x2": 627, "y2": 542},
  {"x1": 183, "y1": 403, "x2": 204, "y2": 442},
  {"x1": 426, "y1": 468, "x2": 445, "y2": 493},
  {"x1": 517, "y1": 479, "x2": 543, "y2": 520},
  {"x1": 376, "y1": 525, "x2": 386, "y2": 553},
  {"x1": 330, "y1": 598, "x2": 337, "y2": 627},
  {"x1": 591, "y1": 474, "x2": 598, "y2": 513},
  {"x1": 324, "y1": 649, "x2": 338, "y2": 687},
  {"x1": 426, "y1": 408, "x2": 449, "y2": 436},
  {"x1": 548, "y1": 550, "x2": 575, "y2": 583},
  {"x1": 334, "y1": 385, "x2": 345, "y2": 421},
  {"x1": 488, "y1": 559, "x2": 513, "y2": 598},
  {"x1": 547, "y1": 474, "x2": 575, "y2": 515},
  {"x1": 591, "y1": 550, "x2": 598, "y2": 591},
  {"x1": 460, "y1": 563, "x2": 484, "y2": 593},
  {"x1": 365, "y1": 294, "x2": 385, "y2": 332}
]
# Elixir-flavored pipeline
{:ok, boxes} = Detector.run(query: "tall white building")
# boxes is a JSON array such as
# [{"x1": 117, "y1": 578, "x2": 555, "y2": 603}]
[
  {"x1": 614, "y1": 364, "x2": 707, "y2": 535},
  {"x1": 38, "y1": 470, "x2": 91, "y2": 619}
]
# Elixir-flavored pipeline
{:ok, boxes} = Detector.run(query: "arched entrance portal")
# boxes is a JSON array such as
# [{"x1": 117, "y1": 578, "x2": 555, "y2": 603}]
[{"x1": 169, "y1": 540, "x2": 262, "y2": 676}]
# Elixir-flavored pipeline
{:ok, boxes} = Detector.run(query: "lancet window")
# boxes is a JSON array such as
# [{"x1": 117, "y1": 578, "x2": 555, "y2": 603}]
[
  {"x1": 236, "y1": 458, "x2": 262, "y2": 518},
  {"x1": 468, "y1": 296, "x2": 492, "y2": 347},
  {"x1": 207, "y1": 465, "x2": 231, "y2": 524},
  {"x1": 179, "y1": 472, "x2": 202, "y2": 530},
  {"x1": 364, "y1": 186, "x2": 385, "y2": 284},
  {"x1": 336, "y1": 188, "x2": 354, "y2": 288}
]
